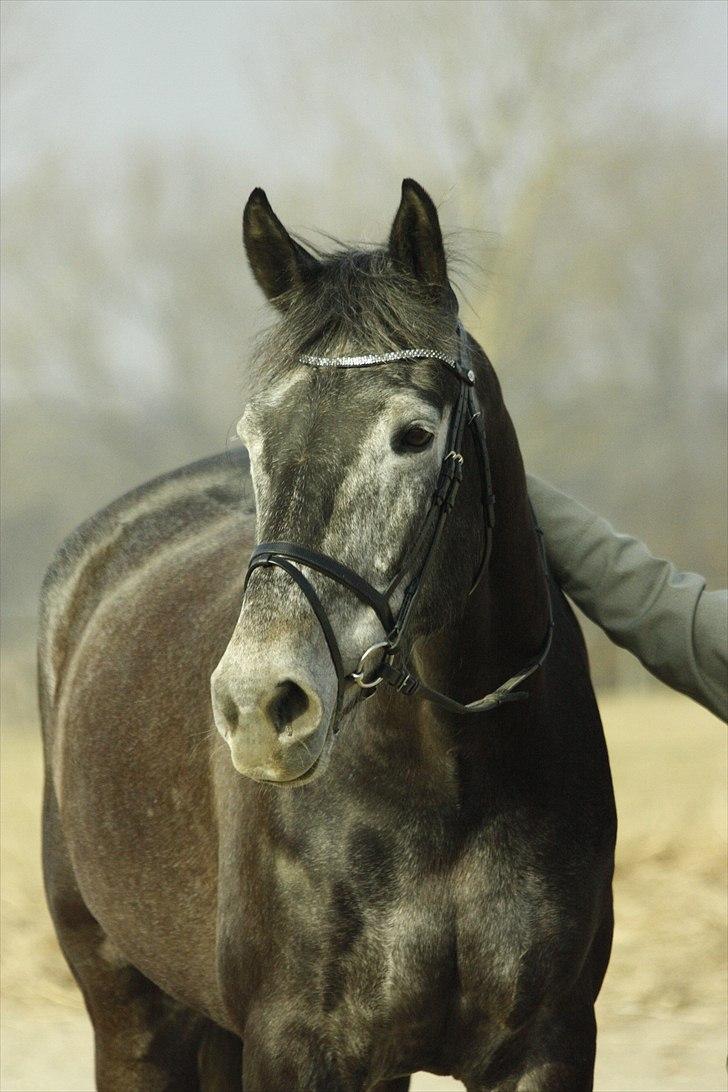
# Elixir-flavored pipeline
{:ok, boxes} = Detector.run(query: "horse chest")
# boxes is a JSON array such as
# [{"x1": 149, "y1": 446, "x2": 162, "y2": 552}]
[{"x1": 262, "y1": 836, "x2": 553, "y2": 1057}]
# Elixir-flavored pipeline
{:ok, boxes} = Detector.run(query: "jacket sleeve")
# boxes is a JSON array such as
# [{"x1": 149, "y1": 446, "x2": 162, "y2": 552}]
[{"x1": 526, "y1": 474, "x2": 727, "y2": 723}]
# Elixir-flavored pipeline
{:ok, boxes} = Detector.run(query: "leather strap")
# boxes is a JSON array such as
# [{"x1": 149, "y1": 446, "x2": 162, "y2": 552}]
[
  {"x1": 245, "y1": 554, "x2": 347, "y2": 727},
  {"x1": 376, "y1": 500, "x2": 555, "y2": 715},
  {"x1": 249, "y1": 541, "x2": 395, "y2": 634}
]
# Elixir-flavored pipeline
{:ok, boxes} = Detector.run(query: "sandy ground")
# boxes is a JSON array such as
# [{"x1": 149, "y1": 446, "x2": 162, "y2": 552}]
[{"x1": 1, "y1": 691, "x2": 725, "y2": 1092}]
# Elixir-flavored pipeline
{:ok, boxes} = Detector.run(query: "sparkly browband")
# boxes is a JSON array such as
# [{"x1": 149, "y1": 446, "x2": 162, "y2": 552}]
[{"x1": 299, "y1": 348, "x2": 468, "y2": 382}]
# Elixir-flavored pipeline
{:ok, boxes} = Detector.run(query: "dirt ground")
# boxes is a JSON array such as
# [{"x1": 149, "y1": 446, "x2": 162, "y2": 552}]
[{"x1": 1, "y1": 691, "x2": 725, "y2": 1092}]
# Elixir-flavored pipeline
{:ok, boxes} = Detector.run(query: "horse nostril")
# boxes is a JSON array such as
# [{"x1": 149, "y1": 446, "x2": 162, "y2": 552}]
[
  {"x1": 221, "y1": 693, "x2": 239, "y2": 730},
  {"x1": 266, "y1": 679, "x2": 310, "y2": 735}
]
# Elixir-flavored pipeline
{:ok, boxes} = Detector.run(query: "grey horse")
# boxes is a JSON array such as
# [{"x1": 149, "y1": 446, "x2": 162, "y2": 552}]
[{"x1": 40, "y1": 180, "x2": 616, "y2": 1091}]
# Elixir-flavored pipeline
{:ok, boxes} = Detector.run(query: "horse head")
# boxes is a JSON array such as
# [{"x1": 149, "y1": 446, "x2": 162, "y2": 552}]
[{"x1": 211, "y1": 182, "x2": 494, "y2": 784}]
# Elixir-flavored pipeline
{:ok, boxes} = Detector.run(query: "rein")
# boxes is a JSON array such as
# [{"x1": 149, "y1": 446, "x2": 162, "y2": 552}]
[{"x1": 244, "y1": 324, "x2": 554, "y2": 729}]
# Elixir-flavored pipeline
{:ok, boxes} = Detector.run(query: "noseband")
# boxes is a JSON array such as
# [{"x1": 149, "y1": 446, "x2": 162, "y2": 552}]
[{"x1": 244, "y1": 324, "x2": 554, "y2": 729}]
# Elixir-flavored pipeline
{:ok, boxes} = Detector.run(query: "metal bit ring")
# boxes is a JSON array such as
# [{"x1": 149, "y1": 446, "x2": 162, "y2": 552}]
[{"x1": 351, "y1": 641, "x2": 390, "y2": 689}]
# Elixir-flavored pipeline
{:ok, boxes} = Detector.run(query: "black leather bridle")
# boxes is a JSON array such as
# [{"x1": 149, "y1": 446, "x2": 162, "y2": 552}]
[{"x1": 244, "y1": 324, "x2": 554, "y2": 729}]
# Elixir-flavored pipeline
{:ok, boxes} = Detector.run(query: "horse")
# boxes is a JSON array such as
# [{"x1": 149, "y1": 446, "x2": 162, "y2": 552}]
[{"x1": 39, "y1": 179, "x2": 616, "y2": 1091}]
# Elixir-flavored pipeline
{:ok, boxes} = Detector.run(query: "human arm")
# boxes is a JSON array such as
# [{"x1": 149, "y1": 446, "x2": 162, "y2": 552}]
[{"x1": 526, "y1": 474, "x2": 727, "y2": 722}]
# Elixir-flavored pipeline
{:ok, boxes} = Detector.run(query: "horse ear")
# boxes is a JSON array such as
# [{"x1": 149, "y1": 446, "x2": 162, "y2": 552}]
[
  {"x1": 388, "y1": 179, "x2": 455, "y2": 308},
  {"x1": 243, "y1": 189, "x2": 321, "y2": 309}
]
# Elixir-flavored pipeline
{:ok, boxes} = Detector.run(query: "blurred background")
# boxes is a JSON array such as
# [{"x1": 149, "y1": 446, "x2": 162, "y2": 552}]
[{"x1": 1, "y1": 2, "x2": 726, "y2": 1090}]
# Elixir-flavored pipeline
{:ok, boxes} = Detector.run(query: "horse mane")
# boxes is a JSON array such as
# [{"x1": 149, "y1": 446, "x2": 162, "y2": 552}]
[{"x1": 247, "y1": 244, "x2": 460, "y2": 399}]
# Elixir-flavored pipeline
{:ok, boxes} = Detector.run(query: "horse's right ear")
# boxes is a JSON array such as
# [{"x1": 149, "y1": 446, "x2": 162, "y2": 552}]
[{"x1": 243, "y1": 189, "x2": 321, "y2": 309}]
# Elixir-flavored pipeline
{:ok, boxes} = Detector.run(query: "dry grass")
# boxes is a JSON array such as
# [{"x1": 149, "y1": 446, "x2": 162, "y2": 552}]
[{"x1": 1, "y1": 691, "x2": 725, "y2": 1091}]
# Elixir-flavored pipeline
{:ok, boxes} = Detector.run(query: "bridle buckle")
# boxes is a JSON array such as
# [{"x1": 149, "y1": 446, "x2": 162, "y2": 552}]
[{"x1": 350, "y1": 641, "x2": 390, "y2": 689}]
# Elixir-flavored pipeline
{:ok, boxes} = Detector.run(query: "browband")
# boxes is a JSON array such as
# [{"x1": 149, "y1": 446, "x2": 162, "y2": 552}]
[{"x1": 300, "y1": 347, "x2": 473, "y2": 385}]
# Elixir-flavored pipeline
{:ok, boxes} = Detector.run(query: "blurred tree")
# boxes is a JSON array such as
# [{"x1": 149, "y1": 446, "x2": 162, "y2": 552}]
[
  {"x1": 1, "y1": 147, "x2": 254, "y2": 636},
  {"x1": 500, "y1": 134, "x2": 727, "y2": 582}
]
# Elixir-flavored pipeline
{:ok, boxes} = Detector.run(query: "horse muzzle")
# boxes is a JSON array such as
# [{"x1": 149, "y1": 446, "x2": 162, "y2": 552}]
[{"x1": 210, "y1": 663, "x2": 331, "y2": 784}]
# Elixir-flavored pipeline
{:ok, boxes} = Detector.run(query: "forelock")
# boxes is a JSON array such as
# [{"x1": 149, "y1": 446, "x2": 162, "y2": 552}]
[{"x1": 246, "y1": 246, "x2": 459, "y2": 403}]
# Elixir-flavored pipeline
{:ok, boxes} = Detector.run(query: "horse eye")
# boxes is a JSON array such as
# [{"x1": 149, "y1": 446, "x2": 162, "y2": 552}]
[{"x1": 399, "y1": 425, "x2": 434, "y2": 451}]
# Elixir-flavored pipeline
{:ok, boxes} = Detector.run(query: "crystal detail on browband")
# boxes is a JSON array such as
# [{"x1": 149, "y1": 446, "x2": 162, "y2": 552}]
[{"x1": 299, "y1": 348, "x2": 461, "y2": 376}]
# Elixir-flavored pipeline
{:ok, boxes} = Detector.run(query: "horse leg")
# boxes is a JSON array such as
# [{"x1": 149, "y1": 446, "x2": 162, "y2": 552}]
[
  {"x1": 515, "y1": 1011, "x2": 597, "y2": 1092},
  {"x1": 505, "y1": 912, "x2": 611, "y2": 1092},
  {"x1": 516, "y1": 1005, "x2": 596, "y2": 1092},
  {"x1": 198, "y1": 1023, "x2": 244, "y2": 1090},
  {"x1": 42, "y1": 775, "x2": 231, "y2": 1091},
  {"x1": 465, "y1": 1001, "x2": 596, "y2": 1092}
]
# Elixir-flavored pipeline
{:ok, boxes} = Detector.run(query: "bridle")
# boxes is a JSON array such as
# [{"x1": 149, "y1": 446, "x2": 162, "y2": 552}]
[{"x1": 243, "y1": 323, "x2": 554, "y2": 730}]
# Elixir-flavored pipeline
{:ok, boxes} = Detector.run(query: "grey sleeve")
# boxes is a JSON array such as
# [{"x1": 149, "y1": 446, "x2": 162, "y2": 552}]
[{"x1": 527, "y1": 474, "x2": 728, "y2": 722}]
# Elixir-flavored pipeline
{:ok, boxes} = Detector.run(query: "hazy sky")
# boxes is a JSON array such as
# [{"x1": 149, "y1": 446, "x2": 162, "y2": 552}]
[{"x1": 3, "y1": 0, "x2": 726, "y2": 191}]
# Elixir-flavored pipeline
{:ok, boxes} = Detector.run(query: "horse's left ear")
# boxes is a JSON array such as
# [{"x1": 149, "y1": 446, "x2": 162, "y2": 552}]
[{"x1": 388, "y1": 179, "x2": 456, "y2": 309}]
